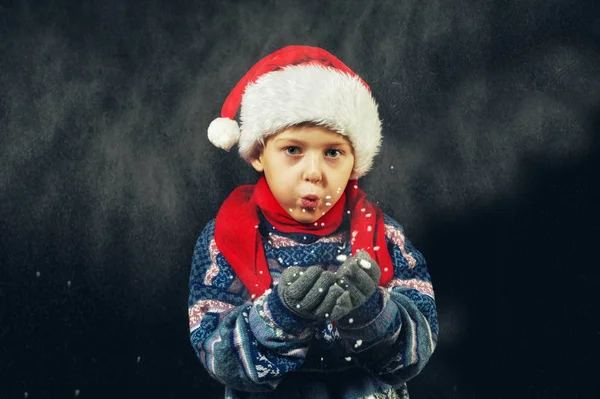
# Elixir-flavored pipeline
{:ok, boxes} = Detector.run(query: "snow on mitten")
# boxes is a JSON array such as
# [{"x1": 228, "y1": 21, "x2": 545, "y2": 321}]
[
  {"x1": 329, "y1": 250, "x2": 381, "y2": 321},
  {"x1": 277, "y1": 265, "x2": 341, "y2": 320}
]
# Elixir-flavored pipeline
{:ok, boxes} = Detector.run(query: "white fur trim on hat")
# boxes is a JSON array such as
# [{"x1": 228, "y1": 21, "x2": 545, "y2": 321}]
[
  {"x1": 238, "y1": 64, "x2": 382, "y2": 178},
  {"x1": 208, "y1": 117, "x2": 241, "y2": 151}
]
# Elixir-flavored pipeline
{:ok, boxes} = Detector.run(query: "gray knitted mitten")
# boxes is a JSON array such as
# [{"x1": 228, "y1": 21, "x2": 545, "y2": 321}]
[
  {"x1": 329, "y1": 250, "x2": 381, "y2": 320},
  {"x1": 277, "y1": 265, "x2": 342, "y2": 320}
]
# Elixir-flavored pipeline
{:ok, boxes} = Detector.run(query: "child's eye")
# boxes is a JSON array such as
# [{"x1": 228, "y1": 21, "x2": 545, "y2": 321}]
[
  {"x1": 326, "y1": 149, "x2": 342, "y2": 158},
  {"x1": 284, "y1": 146, "x2": 301, "y2": 155}
]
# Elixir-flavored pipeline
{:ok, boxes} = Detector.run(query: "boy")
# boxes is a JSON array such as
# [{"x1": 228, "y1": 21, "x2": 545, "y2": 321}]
[{"x1": 189, "y1": 45, "x2": 438, "y2": 399}]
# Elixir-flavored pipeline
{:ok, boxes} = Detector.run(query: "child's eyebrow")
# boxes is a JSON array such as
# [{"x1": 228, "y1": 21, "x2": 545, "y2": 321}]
[{"x1": 274, "y1": 137, "x2": 351, "y2": 147}]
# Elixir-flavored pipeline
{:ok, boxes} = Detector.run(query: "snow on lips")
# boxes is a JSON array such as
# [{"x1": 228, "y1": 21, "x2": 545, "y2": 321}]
[{"x1": 300, "y1": 194, "x2": 319, "y2": 209}]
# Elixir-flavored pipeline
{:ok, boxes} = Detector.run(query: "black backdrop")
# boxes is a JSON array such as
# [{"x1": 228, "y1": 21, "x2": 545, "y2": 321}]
[{"x1": 1, "y1": 1, "x2": 599, "y2": 398}]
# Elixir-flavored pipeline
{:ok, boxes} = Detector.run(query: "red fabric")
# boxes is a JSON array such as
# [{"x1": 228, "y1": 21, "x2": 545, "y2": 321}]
[
  {"x1": 220, "y1": 45, "x2": 370, "y2": 120},
  {"x1": 214, "y1": 177, "x2": 393, "y2": 297}
]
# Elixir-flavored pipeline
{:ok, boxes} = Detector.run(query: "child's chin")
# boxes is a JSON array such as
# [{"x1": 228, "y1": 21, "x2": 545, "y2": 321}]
[{"x1": 292, "y1": 213, "x2": 321, "y2": 224}]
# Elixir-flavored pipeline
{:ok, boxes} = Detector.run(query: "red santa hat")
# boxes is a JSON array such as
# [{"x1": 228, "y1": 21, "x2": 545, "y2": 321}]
[{"x1": 207, "y1": 45, "x2": 382, "y2": 178}]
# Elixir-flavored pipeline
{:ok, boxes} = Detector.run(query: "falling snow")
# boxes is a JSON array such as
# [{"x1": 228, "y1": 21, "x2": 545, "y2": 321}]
[
  {"x1": 336, "y1": 254, "x2": 348, "y2": 262},
  {"x1": 359, "y1": 259, "x2": 371, "y2": 269},
  {"x1": 354, "y1": 340, "x2": 363, "y2": 348}
]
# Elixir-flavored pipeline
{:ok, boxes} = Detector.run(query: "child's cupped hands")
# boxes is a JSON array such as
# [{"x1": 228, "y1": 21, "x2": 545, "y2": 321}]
[
  {"x1": 277, "y1": 265, "x2": 343, "y2": 320},
  {"x1": 276, "y1": 250, "x2": 381, "y2": 322},
  {"x1": 328, "y1": 250, "x2": 381, "y2": 320}
]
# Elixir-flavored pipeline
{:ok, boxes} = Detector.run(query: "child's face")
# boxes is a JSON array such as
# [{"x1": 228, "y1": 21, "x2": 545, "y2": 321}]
[{"x1": 251, "y1": 124, "x2": 355, "y2": 224}]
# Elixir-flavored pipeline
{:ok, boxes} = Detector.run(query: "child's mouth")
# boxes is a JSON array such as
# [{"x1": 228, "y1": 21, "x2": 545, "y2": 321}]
[{"x1": 300, "y1": 195, "x2": 319, "y2": 209}]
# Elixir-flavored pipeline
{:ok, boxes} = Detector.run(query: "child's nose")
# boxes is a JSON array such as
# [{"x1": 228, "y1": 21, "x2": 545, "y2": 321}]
[{"x1": 303, "y1": 153, "x2": 323, "y2": 183}]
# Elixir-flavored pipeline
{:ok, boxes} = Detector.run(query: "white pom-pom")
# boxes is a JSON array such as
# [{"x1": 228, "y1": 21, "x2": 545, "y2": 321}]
[{"x1": 207, "y1": 117, "x2": 240, "y2": 150}]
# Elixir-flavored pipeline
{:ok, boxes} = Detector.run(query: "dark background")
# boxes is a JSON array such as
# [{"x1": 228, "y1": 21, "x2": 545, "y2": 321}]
[{"x1": 1, "y1": 0, "x2": 599, "y2": 398}]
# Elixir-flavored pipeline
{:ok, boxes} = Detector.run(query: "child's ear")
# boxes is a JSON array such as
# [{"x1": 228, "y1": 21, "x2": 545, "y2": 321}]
[{"x1": 251, "y1": 157, "x2": 264, "y2": 173}]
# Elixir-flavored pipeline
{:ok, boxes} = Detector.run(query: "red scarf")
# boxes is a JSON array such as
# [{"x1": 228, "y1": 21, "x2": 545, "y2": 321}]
[{"x1": 214, "y1": 176, "x2": 393, "y2": 297}]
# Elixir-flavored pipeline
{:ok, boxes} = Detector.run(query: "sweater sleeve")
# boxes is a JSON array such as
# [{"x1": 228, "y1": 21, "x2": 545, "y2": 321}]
[
  {"x1": 188, "y1": 219, "x2": 313, "y2": 392},
  {"x1": 335, "y1": 215, "x2": 438, "y2": 387}
]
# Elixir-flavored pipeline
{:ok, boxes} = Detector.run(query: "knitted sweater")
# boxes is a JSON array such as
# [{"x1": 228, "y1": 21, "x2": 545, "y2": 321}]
[{"x1": 188, "y1": 213, "x2": 438, "y2": 399}]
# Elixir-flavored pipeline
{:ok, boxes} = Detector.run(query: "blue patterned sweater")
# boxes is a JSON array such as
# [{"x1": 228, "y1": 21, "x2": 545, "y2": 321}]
[{"x1": 188, "y1": 213, "x2": 438, "y2": 399}]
